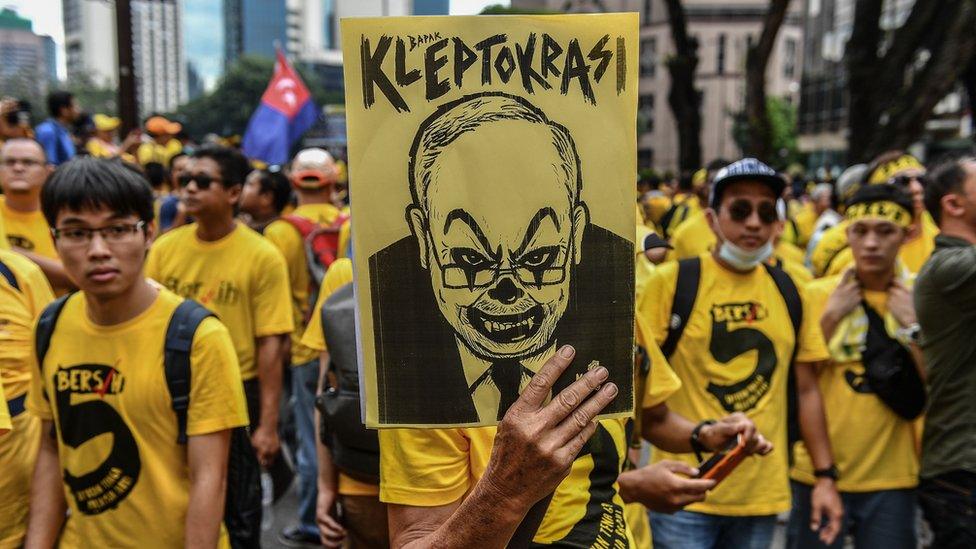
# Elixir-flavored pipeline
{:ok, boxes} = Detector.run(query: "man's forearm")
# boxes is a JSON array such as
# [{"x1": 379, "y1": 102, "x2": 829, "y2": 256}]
[
  {"x1": 641, "y1": 404, "x2": 698, "y2": 453},
  {"x1": 26, "y1": 423, "x2": 66, "y2": 549},
  {"x1": 185, "y1": 431, "x2": 231, "y2": 548},
  {"x1": 796, "y1": 362, "x2": 834, "y2": 469},
  {"x1": 255, "y1": 335, "x2": 285, "y2": 429},
  {"x1": 316, "y1": 351, "x2": 338, "y2": 494}
]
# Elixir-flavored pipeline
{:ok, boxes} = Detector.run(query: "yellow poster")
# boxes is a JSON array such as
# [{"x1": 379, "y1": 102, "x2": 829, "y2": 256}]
[{"x1": 342, "y1": 14, "x2": 638, "y2": 427}]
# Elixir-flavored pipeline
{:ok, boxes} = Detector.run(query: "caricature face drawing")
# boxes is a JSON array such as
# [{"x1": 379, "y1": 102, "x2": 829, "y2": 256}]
[{"x1": 407, "y1": 97, "x2": 588, "y2": 361}]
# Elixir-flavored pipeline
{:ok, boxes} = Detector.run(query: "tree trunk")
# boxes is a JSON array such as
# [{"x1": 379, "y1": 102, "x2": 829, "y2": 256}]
[
  {"x1": 744, "y1": 0, "x2": 791, "y2": 162},
  {"x1": 846, "y1": 0, "x2": 976, "y2": 162},
  {"x1": 663, "y1": 0, "x2": 702, "y2": 174}
]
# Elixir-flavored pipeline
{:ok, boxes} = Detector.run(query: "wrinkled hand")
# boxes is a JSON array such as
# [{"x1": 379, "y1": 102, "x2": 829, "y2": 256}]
[
  {"x1": 887, "y1": 279, "x2": 917, "y2": 328},
  {"x1": 619, "y1": 461, "x2": 716, "y2": 514},
  {"x1": 250, "y1": 425, "x2": 280, "y2": 468},
  {"x1": 824, "y1": 269, "x2": 861, "y2": 322},
  {"x1": 315, "y1": 486, "x2": 346, "y2": 548},
  {"x1": 699, "y1": 413, "x2": 774, "y2": 456},
  {"x1": 479, "y1": 345, "x2": 618, "y2": 512},
  {"x1": 810, "y1": 479, "x2": 843, "y2": 545}
]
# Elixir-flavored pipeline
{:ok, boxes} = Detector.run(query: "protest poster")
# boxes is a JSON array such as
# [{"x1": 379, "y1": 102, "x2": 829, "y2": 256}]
[{"x1": 341, "y1": 13, "x2": 638, "y2": 427}]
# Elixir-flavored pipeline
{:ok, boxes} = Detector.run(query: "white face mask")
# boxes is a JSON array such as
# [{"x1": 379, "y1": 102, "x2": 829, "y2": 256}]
[{"x1": 714, "y1": 225, "x2": 774, "y2": 270}]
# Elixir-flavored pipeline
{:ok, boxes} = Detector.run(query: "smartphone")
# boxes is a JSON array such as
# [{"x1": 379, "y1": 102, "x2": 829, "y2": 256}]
[{"x1": 695, "y1": 435, "x2": 748, "y2": 484}]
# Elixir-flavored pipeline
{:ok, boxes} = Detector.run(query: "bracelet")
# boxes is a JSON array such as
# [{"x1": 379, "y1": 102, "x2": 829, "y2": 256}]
[
  {"x1": 813, "y1": 464, "x2": 839, "y2": 481},
  {"x1": 690, "y1": 419, "x2": 716, "y2": 463}
]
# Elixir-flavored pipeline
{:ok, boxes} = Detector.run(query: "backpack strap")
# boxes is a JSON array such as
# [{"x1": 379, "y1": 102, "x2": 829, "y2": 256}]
[
  {"x1": 35, "y1": 294, "x2": 72, "y2": 402},
  {"x1": 762, "y1": 263, "x2": 803, "y2": 449},
  {"x1": 660, "y1": 257, "x2": 702, "y2": 359},
  {"x1": 280, "y1": 215, "x2": 318, "y2": 238},
  {"x1": 164, "y1": 299, "x2": 215, "y2": 445},
  {"x1": 0, "y1": 259, "x2": 19, "y2": 291}
]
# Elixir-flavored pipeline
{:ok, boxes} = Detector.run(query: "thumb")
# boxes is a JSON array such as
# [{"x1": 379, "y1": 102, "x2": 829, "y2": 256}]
[
  {"x1": 810, "y1": 498, "x2": 822, "y2": 532},
  {"x1": 661, "y1": 460, "x2": 699, "y2": 477}
]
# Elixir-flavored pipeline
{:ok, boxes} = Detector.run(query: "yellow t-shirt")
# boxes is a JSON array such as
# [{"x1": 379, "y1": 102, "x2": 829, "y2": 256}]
[
  {"x1": 263, "y1": 203, "x2": 342, "y2": 365},
  {"x1": 0, "y1": 197, "x2": 57, "y2": 260},
  {"x1": 26, "y1": 288, "x2": 248, "y2": 547},
  {"x1": 0, "y1": 210, "x2": 9, "y2": 249},
  {"x1": 0, "y1": 382, "x2": 8, "y2": 434},
  {"x1": 136, "y1": 139, "x2": 183, "y2": 166},
  {"x1": 639, "y1": 254, "x2": 829, "y2": 515},
  {"x1": 300, "y1": 258, "x2": 354, "y2": 353},
  {"x1": 145, "y1": 223, "x2": 294, "y2": 380},
  {"x1": 899, "y1": 214, "x2": 938, "y2": 274},
  {"x1": 337, "y1": 218, "x2": 352, "y2": 259},
  {"x1": 663, "y1": 193, "x2": 701, "y2": 238},
  {"x1": 793, "y1": 203, "x2": 818, "y2": 249},
  {"x1": 0, "y1": 249, "x2": 55, "y2": 399},
  {"x1": 791, "y1": 276, "x2": 919, "y2": 492}
]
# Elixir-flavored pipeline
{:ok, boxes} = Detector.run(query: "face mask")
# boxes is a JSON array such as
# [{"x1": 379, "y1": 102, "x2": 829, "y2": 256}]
[{"x1": 715, "y1": 226, "x2": 774, "y2": 270}]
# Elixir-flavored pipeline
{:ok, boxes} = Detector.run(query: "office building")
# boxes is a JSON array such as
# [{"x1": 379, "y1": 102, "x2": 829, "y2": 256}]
[{"x1": 0, "y1": 8, "x2": 58, "y2": 96}]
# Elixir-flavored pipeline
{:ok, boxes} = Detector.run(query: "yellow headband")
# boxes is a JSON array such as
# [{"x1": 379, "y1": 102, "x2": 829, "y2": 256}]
[
  {"x1": 867, "y1": 155, "x2": 924, "y2": 185},
  {"x1": 845, "y1": 200, "x2": 912, "y2": 228}
]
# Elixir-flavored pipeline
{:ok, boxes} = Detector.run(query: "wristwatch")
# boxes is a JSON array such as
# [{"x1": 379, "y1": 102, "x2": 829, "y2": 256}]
[
  {"x1": 814, "y1": 465, "x2": 839, "y2": 481},
  {"x1": 895, "y1": 323, "x2": 922, "y2": 346},
  {"x1": 690, "y1": 419, "x2": 716, "y2": 462}
]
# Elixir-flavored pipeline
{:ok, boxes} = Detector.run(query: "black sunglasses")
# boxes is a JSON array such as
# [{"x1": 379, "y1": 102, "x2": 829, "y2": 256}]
[
  {"x1": 177, "y1": 173, "x2": 223, "y2": 188},
  {"x1": 728, "y1": 199, "x2": 779, "y2": 224},
  {"x1": 888, "y1": 174, "x2": 926, "y2": 189}
]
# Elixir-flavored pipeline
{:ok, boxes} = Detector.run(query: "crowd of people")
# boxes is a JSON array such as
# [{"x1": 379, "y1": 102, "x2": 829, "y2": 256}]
[{"x1": 0, "y1": 88, "x2": 973, "y2": 549}]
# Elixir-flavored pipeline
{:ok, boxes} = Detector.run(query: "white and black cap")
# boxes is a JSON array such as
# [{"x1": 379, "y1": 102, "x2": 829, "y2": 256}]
[{"x1": 709, "y1": 158, "x2": 786, "y2": 208}]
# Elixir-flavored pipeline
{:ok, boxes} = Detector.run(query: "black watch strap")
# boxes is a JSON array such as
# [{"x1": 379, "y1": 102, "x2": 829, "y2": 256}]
[
  {"x1": 690, "y1": 419, "x2": 716, "y2": 462},
  {"x1": 814, "y1": 465, "x2": 839, "y2": 481}
]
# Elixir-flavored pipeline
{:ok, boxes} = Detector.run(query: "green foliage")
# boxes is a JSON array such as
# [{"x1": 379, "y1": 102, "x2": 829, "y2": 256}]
[
  {"x1": 732, "y1": 96, "x2": 800, "y2": 169},
  {"x1": 64, "y1": 73, "x2": 118, "y2": 117},
  {"x1": 171, "y1": 55, "x2": 344, "y2": 139}
]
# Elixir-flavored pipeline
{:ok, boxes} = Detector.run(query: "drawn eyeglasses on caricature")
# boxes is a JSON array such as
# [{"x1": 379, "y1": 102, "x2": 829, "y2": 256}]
[{"x1": 425, "y1": 207, "x2": 574, "y2": 290}]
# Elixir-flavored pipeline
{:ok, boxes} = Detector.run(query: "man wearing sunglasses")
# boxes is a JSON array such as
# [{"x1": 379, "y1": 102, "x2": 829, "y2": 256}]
[
  {"x1": 640, "y1": 158, "x2": 842, "y2": 548},
  {"x1": 809, "y1": 151, "x2": 938, "y2": 277},
  {"x1": 145, "y1": 145, "x2": 293, "y2": 546}
]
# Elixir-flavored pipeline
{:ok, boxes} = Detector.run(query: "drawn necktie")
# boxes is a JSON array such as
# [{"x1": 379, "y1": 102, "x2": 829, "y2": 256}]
[{"x1": 490, "y1": 359, "x2": 524, "y2": 421}]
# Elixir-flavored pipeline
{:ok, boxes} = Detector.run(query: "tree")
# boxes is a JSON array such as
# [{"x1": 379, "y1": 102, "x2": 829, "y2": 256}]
[
  {"x1": 171, "y1": 55, "x2": 343, "y2": 139},
  {"x1": 733, "y1": 96, "x2": 800, "y2": 169},
  {"x1": 65, "y1": 73, "x2": 118, "y2": 117},
  {"x1": 663, "y1": 0, "x2": 702, "y2": 174},
  {"x1": 846, "y1": 0, "x2": 976, "y2": 162},
  {"x1": 743, "y1": 0, "x2": 792, "y2": 161}
]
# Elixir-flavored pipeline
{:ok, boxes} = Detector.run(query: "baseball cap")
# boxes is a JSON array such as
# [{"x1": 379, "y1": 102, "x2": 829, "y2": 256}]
[
  {"x1": 291, "y1": 148, "x2": 338, "y2": 190},
  {"x1": 709, "y1": 158, "x2": 786, "y2": 209},
  {"x1": 93, "y1": 113, "x2": 120, "y2": 132},
  {"x1": 145, "y1": 116, "x2": 181, "y2": 135}
]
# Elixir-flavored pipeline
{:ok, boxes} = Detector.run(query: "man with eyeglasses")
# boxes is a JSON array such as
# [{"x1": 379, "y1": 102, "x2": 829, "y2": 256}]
[
  {"x1": 640, "y1": 158, "x2": 842, "y2": 549},
  {"x1": 25, "y1": 157, "x2": 248, "y2": 547},
  {"x1": 145, "y1": 145, "x2": 293, "y2": 547},
  {"x1": 0, "y1": 139, "x2": 75, "y2": 292},
  {"x1": 809, "y1": 151, "x2": 938, "y2": 277}
]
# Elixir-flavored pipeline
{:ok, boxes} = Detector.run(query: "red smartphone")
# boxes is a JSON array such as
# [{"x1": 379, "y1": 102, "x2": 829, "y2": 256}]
[{"x1": 695, "y1": 435, "x2": 748, "y2": 484}]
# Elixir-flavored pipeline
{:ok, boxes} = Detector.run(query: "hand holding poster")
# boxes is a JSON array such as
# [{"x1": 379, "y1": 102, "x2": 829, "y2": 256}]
[{"x1": 342, "y1": 14, "x2": 638, "y2": 427}]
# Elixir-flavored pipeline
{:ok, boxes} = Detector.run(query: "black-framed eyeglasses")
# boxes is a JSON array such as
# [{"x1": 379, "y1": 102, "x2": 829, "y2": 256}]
[
  {"x1": 52, "y1": 221, "x2": 146, "y2": 246},
  {"x1": 728, "y1": 199, "x2": 779, "y2": 224},
  {"x1": 177, "y1": 173, "x2": 223, "y2": 188}
]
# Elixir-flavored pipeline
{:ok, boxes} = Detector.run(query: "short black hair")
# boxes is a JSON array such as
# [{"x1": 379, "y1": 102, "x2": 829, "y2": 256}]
[
  {"x1": 706, "y1": 158, "x2": 731, "y2": 172},
  {"x1": 192, "y1": 144, "x2": 250, "y2": 187},
  {"x1": 925, "y1": 155, "x2": 975, "y2": 225},
  {"x1": 46, "y1": 91, "x2": 74, "y2": 118},
  {"x1": 143, "y1": 162, "x2": 168, "y2": 190},
  {"x1": 42, "y1": 157, "x2": 154, "y2": 227},
  {"x1": 253, "y1": 169, "x2": 293, "y2": 213},
  {"x1": 846, "y1": 182, "x2": 914, "y2": 215},
  {"x1": 168, "y1": 151, "x2": 187, "y2": 171}
]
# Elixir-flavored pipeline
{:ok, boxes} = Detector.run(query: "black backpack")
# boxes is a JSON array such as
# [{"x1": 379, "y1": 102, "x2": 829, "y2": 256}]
[
  {"x1": 314, "y1": 282, "x2": 379, "y2": 484},
  {"x1": 35, "y1": 296, "x2": 262, "y2": 548},
  {"x1": 861, "y1": 302, "x2": 926, "y2": 420},
  {"x1": 661, "y1": 257, "x2": 804, "y2": 448},
  {"x1": 0, "y1": 258, "x2": 19, "y2": 290}
]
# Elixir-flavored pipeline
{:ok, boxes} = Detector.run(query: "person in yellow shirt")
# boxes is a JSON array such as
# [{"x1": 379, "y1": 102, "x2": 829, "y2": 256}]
[
  {"x1": 0, "y1": 248, "x2": 54, "y2": 547},
  {"x1": 640, "y1": 158, "x2": 842, "y2": 548},
  {"x1": 136, "y1": 116, "x2": 183, "y2": 167},
  {"x1": 0, "y1": 382, "x2": 8, "y2": 435},
  {"x1": 240, "y1": 148, "x2": 345, "y2": 546},
  {"x1": 0, "y1": 138, "x2": 73, "y2": 292},
  {"x1": 85, "y1": 114, "x2": 138, "y2": 162},
  {"x1": 0, "y1": 202, "x2": 8, "y2": 249},
  {"x1": 789, "y1": 184, "x2": 922, "y2": 548},
  {"x1": 144, "y1": 146, "x2": 293, "y2": 546},
  {"x1": 25, "y1": 156, "x2": 248, "y2": 548},
  {"x1": 809, "y1": 152, "x2": 936, "y2": 277}
]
